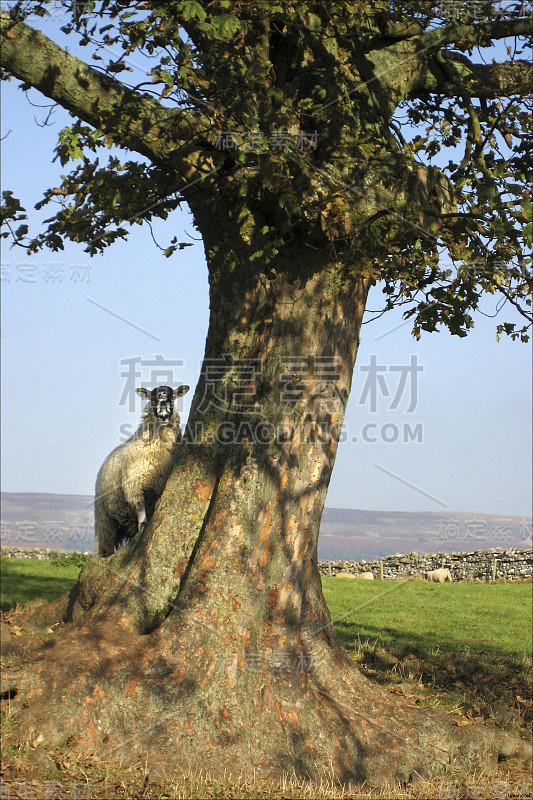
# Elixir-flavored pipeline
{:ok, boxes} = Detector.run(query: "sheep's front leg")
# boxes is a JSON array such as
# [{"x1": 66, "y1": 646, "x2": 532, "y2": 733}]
[
  {"x1": 123, "y1": 478, "x2": 147, "y2": 533},
  {"x1": 137, "y1": 505, "x2": 147, "y2": 531}
]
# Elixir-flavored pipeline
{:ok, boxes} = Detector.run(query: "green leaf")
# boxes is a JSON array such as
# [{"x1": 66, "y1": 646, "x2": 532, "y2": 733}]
[
  {"x1": 15, "y1": 224, "x2": 29, "y2": 238},
  {"x1": 211, "y1": 14, "x2": 241, "y2": 40},
  {"x1": 179, "y1": 1, "x2": 207, "y2": 22},
  {"x1": 107, "y1": 62, "x2": 128, "y2": 73}
]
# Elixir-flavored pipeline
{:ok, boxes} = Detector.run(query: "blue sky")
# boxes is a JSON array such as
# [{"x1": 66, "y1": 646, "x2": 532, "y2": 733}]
[{"x1": 1, "y1": 8, "x2": 531, "y2": 517}]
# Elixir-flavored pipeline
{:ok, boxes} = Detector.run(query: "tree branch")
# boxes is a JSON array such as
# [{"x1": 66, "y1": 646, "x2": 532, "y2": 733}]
[
  {"x1": 416, "y1": 16, "x2": 533, "y2": 51},
  {"x1": 379, "y1": 20, "x2": 425, "y2": 41},
  {"x1": 0, "y1": 10, "x2": 214, "y2": 188},
  {"x1": 408, "y1": 54, "x2": 533, "y2": 99}
]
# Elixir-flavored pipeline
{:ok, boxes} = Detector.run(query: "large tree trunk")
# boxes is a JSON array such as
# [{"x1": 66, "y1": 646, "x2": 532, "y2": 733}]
[
  {"x1": 4, "y1": 247, "x2": 530, "y2": 788},
  {"x1": 65, "y1": 247, "x2": 370, "y2": 632}
]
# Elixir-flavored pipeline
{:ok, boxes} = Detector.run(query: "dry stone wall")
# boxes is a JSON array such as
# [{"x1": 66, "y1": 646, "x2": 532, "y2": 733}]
[
  {"x1": 318, "y1": 548, "x2": 533, "y2": 582},
  {"x1": 1, "y1": 547, "x2": 532, "y2": 581},
  {"x1": 0, "y1": 547, "x2": 91, "y2": 560}
]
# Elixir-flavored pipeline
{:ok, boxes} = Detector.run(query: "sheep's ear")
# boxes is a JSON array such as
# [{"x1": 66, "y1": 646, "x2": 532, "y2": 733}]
[
  {"x1": 136, "y1": 388, "x2": 150, "y2": 400},
  {"x1": 174, "y1": 385, "x2": 190, "y2": 398}
]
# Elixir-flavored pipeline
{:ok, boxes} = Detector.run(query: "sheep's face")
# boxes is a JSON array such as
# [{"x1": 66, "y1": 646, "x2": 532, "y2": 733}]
[
  {"x1": 137, "y1": 385, "x2": 190, "y2": 425},
  {"x1": 153, "y1": 386, "x2": 175, "y2": 424}
]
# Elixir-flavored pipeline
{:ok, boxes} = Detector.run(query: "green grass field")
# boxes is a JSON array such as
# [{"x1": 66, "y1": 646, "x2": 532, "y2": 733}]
[
  {"x1": 0, "y1": 554, "x2": 88, "y2": 608},
  {"x1": 1, "y1": 558, "x2": 532, "y2": 799},
  {"x1": 321, "y1": 576, "x2": 532, "y2": 658},
  {"x1": 322, "y1": 576, "x2": 533, "y2": 731}
]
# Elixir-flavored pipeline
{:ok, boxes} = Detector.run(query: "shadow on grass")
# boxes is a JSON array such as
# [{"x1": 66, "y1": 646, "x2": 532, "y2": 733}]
[
  {"x1": 335, "y1": 620, "x2": 532, "y2": 734},
  {"x1": 0, "y1": 568, "x2": 79, "y2": 609}
]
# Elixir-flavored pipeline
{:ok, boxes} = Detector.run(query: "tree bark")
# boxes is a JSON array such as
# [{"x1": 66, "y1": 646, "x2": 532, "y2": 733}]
[{"x1": 409, "y1": 54, "x2": 533, "y2": 99}]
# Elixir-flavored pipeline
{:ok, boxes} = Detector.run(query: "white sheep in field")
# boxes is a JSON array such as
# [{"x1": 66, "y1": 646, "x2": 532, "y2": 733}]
[
  {"x1": 95, "y1": 385, "x2": 189, "y2": 558},
  {"x1": 426, "y1": 567, "x2": 453, "y2": 583},
  {"x1": 335, "y1": 571, "x2": 374, "y2": 580}
]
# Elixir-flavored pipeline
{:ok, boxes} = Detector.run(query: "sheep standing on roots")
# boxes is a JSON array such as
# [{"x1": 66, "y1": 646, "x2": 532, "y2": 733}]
[{"x1": 95, "y1": 385, "x2": 189, "y2": 558}]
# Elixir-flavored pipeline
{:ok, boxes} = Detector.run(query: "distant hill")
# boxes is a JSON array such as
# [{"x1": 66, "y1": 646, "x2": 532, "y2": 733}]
[
  {"x1": 1, "y1": 492, "x2": 94, "y2": 552},
  {"x1": 319, "y1": 507, "x2": 532, "y2": 560},
  {"x1": 1, "y1": 492, "x2": 531, "y2": 559}
]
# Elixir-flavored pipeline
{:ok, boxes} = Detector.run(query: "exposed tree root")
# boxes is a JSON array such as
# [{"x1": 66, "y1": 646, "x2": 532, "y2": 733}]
[{"x1": 2, "y1": 608, "x2": 530, "y2": 789}]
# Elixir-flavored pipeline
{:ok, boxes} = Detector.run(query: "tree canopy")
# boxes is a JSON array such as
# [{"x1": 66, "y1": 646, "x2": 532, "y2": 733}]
[{"x1": 1, "y1": 0, "x2": 532, "y2": 340}]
